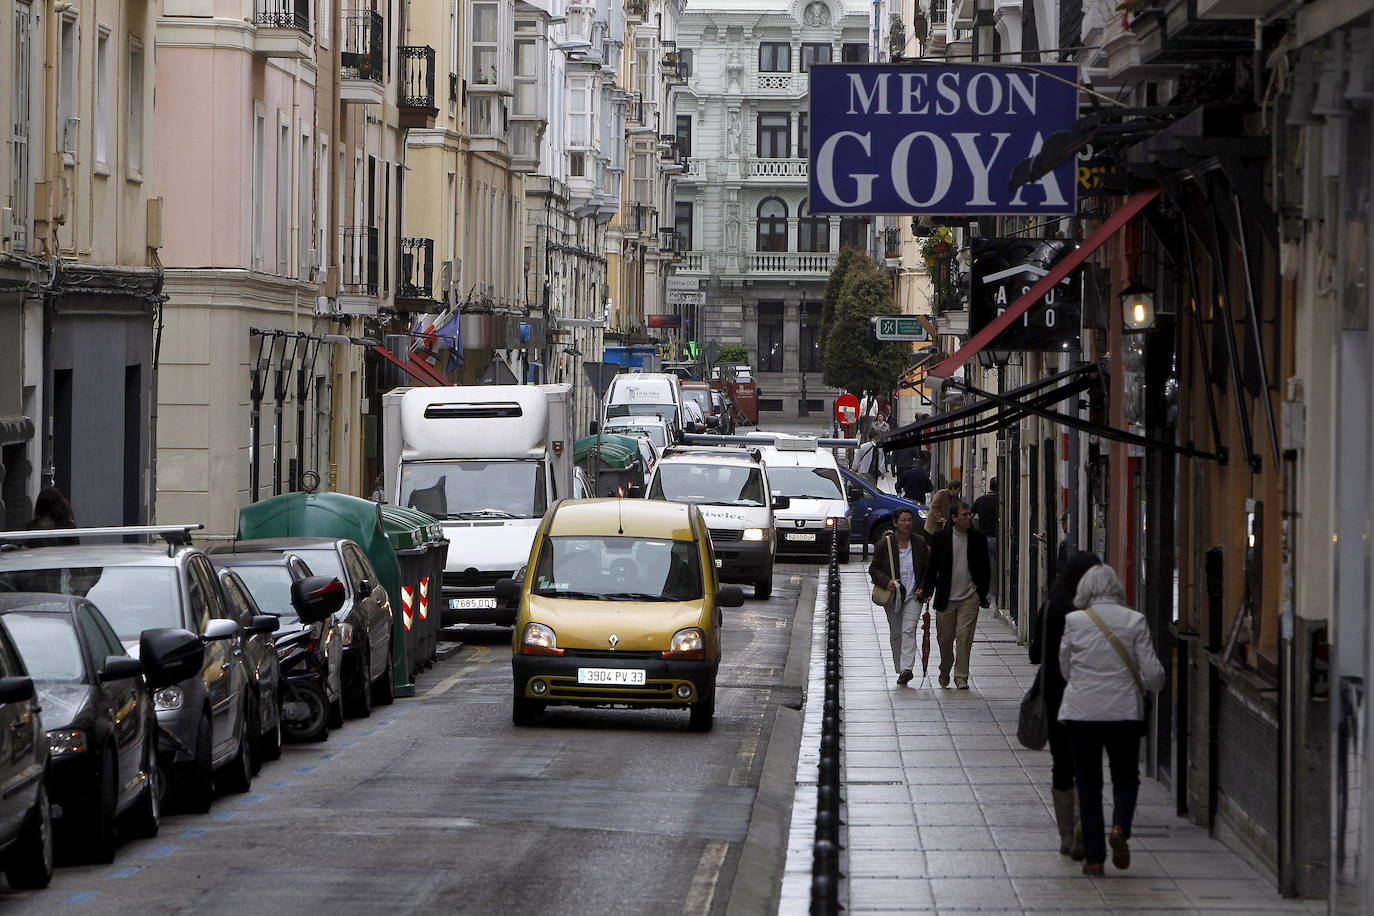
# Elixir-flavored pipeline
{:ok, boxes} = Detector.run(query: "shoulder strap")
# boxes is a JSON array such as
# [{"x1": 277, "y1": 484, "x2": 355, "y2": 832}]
[
  {"x1": 1082, "y1": 607, "x2": 1146, "y2": 694},
  {"x1": 888, "y1": 535, "x2": 897, "y2": 577}
]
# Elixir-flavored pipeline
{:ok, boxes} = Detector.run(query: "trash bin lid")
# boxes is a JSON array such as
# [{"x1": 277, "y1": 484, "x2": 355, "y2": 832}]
[
  {"x1": 380, "y1": 505, "x2": 448, "y2": 549},
  {"x1": 574, "y1": 434, "x2": 642, "y2": 471}
]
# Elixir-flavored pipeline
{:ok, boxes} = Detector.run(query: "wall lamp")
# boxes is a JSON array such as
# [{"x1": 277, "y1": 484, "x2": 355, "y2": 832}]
[{"x1": 1120, "y1": 279, "x2": 1157, "y2": 332}]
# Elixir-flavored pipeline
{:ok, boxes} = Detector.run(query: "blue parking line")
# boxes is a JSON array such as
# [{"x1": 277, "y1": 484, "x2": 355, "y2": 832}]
[
  {"x1": 338, "y1": 741, "x2": 357, "y2": 749},
  {"x1": 296, "y1": 765, "x2": 319, "y2": 773},
  {"x1": 107, "y1": 867, "x2": 139, "y2": 879},
  {"x1": 356, "y1": 730, "x2": 376, "y2": 737},
  {"x1": 180, "y1": 828, "x2": 210, "y2": 839},
  {"x1": 241, "y1": 794, "x2": 267, "y2": 804},
  {"x1": 270, "y1": 780, "x2": 293, "y2": 788},
  {"x1": 144, "y1": 846, "x2": 178, "y2": 860},
  {"x1": 63, "y1": 892, "x2": 98, "y2": 904},
  {"x1": 210, "y1": 810, "x2": 238, "y2": 821},
  {"x1": 376, "y1": 720, "x2": 393, "y2": 726},
  {"x1": 319, "y1": 752, "x2": 336, "y2": 760}
]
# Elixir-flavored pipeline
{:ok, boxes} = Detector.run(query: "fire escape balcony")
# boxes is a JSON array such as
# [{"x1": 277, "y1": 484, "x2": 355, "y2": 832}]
[
  {"x1": 399, "y1": 46, "x2": 438, "y2": 129},
  {"x1": 253, "y1": 0, "x2": 312, "y2": 58},
  {"x1": 396, "y1": 238, "x2": 438, "y2": 312},
  {"x1": 341, "y1": 11, "x2": 385, "y2": 106}
]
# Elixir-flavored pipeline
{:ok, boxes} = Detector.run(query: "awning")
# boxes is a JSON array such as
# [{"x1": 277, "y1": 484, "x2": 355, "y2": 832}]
[
  {"x1": 371, "y1": 346, "x2": 450, "y2": 387},
  {"x1": 925, "y1": 187, "x2": 1162, "y2": 380}
]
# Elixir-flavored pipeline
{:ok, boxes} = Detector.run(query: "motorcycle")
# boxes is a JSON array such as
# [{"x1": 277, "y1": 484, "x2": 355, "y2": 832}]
[{"x1": 276, "y1": 629, "x2": 330, "y2": 743}]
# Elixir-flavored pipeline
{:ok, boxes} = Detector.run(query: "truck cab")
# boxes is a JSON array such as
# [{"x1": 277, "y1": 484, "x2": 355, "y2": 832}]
[{"x1": 384, "y1": 385, "x2": 572, "y2": 626}]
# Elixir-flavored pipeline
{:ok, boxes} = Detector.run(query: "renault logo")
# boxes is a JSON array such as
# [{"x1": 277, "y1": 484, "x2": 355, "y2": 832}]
[
  {"x1": 795, "y1": 519, "x2": 806, "y2": 529},
  {"x1": 608, "y1": 634, "x2": 619, "y2": 648}
]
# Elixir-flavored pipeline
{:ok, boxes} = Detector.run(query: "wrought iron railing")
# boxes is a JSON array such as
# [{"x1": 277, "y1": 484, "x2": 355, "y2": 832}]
[
  {"x1": 400, "y1": 46, "x2": 436, "y2": 109},
  {"x1": 341, "y1": 11, "x2": 384, "y2": 83},
  {"x1": 340, "y1": 226, "x2": 379, "y2": 296},
  {"x1": 398, "y1": 237, "x2": 436, "y2": 302},
  {"x1": 256, "y1": 0, "x2": 309, "y2": 30}
]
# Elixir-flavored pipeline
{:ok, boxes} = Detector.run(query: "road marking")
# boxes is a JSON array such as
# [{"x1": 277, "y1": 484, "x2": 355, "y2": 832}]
[
  {"x1": 270, "y1": 780, "x2": 293, "y2": 788},
  {"x1": 210, "y1": 810, "x2": 238, "y2": 821},
  {"x1": 356, "y1": 730, "x2": 376, "y2": 737},
  {"x1": 376, "y1": 720, "x2": 393, "y2": 726},
  {"x1": 63, "y1": 892, "x2": 98, "y2": 904},
  {"x1": 681, "y1": 839, "x2": 729, "y2": 916},
  {"x1": 296, "y1": 765, "x2": 319, "y2": 774},
  {"x1": 421, "y1": 646, "x2": 492, "y2": 699},
  {"x1": 241, "y1": 794, "x2": 267, "y2": 804},
  {"x1": 144, "y1": 846, "x2": 178, "y2": 860},
  {"x1": 179, "y1": 828, "x2": 210, "y2": 839},
  {"x1": 107, "y1": 868, "x2": 139, "y2": 879},
  {"x1": 320, "y1": 752, "x2": 337, "y2": 760},
  {"x1": 338, "y1": 741, "x2": 358, "y2": 749}
]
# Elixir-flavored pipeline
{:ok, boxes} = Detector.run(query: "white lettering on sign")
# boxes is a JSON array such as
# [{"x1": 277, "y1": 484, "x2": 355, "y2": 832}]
[
  {"x1": 817, "y1": 131, "x2": 878, "y2": 207},
  {"x1": 846, "y1": 70, "x2": 1042, "y2": 118},
  {"x1": 1008, "y1": 132, "x2": 1069, "y2": 207}
]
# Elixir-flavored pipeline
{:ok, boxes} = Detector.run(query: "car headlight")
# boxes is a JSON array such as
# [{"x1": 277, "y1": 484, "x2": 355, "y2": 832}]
[
  {"x1": 153, "y1": 686, "x2": 184, "y2": 711},
  {"x1": 338, "y1": 622, "x2": 355, "y2": 647},
  {"x1": 662, "y1": 627, "x2": 706, "y2": 660},
  {"x1": 742, "y1": 528, "x2": 769, "y2": 541},
  {"x1": 825, "y1": 516, "x2": 850, "y2": 530},
  {"x1": 47, "y1": 729, "x2": 87, "y2": 756},
  {"x1": 520, "y1": 622, "x2": 563, "y2": 656}
]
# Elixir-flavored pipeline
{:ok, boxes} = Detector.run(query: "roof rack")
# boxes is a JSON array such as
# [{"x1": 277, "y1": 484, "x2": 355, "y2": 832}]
[
  {"x1": 0, "y1": 524, "x2": 203, "y2": 549},
  {"x1": 662, "y1": 444, "x2": 763, "y2": 462},
  {"x1": 684, "y1": 434, "x2": 859, "y2": 449}
]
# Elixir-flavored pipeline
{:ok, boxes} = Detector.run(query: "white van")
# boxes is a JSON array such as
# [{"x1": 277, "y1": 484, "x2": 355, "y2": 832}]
[
  {"x1": 757, "y1": 436, "x2": 853, "y2": 565},
  {"x1": 603, "y1": 373, "x2": 684, "y2": 440},
  {"x1": 646, "y1": 446, "x2": 788, "y2": 599}
]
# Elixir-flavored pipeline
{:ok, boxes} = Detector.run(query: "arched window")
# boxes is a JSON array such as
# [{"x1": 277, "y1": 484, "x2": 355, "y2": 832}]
[
  {"x1": 756, "y1": 197, "x2": 788, "y2": 252},
  {"x1": 798, "y1": 199, "x2": 829, "y2": 253}
]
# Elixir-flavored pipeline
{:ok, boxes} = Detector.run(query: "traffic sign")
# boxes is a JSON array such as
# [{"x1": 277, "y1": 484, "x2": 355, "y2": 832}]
[
  {"x1": 871, "y1": 315, "x2": 930, "y2": 342},
  {"x1": 834, "y1": 392, "x2": 860, "y2": 427}
]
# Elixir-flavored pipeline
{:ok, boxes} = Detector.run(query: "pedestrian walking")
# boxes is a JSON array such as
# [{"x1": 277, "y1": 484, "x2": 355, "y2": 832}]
[
  {"x1": 971, "y1": 478, "x2": 999, "y2": 603},
  {"x1": 853, "y1": 439, "x2": 883, "y2": 486},
  {"x1": 1028, "y1": 549, "x2": 1102, "y2": 860},
  {"x1": 929, "y1": 479, "x2": 960, "y2": 528},
  {"x1": 921, "y1": 502, "x2": 990, "y2": 688},
  {"x1": 896, "y1": 463, "x2": 934, "y2": 504},
  {"x1": 1058, "y1": 564, "x2": 1166, "y2": 876},
  {"x1": 26, "y1": 487, "x2": 78, "y2": 546},
  {"x1": 867, "y1": 508, "x2": 928, "y2": 686}
]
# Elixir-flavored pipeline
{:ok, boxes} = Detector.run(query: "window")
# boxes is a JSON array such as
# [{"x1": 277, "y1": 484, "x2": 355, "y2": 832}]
[
  {"x1": 95, "y1": 29, "x2": 111, "y2": 169},
  {"x1": 252, "y1": 106, "x2": 265, "y2": 268},
  {"x1": 570, "y1": 151, "x2": 586, "y2": 177},
  {"x1": 800, "y1": 301, "x2": 823, "y2": 371},
  {"x1": 471, "y1": 0, "x2": 499, "y2": 85},
  {"x1": 759, "y1": 41, "x2": 790, "y2": 72},
  {"x1": 798, "y1": 199, "x2": 829, "y2": 252},
  {"x1": 756, "y1": 197, "x2": 787, "y2": 252},
  {"x1": 797, "y1": 112, "x2": 809, "y2": 158},
  {"x1": 679, "y1": 48, "x2": 693, "y2": 78},
  {"x1": 841, "y1": 43, "x2": 869, "y2": 62},
  {"x1": 11, "y1": 6, "x2": 33, "y2": 251},
  {"x1": 78, "y1": 603, "x2": 123, "y2": 662},
  {"x1": 470, "y1": 96, "x2": 496, "y2": 136},
  {"x1": 513, "y1": 34, "x2": 539, "y2": 116},
  {"x1": 800, "y1": 43, "x2": 831, "y2": 71},
  {"x1": 839, "y1": 216, "x2": 869, "y2": 251},
  {"x1": 127, "y1": 38, "x2": 145, "y2": 177},
  {"x1": 278, "y1": 123, "x2": 291, "y2": 274},
  {"x1": 756, "y1": 112, "x2": 789, "y2": 158},
  {"x1": 675, "y1": 114, "x2": 692, "y2": 159},
  {"x1": 299, "y1": 133, "x2": 312, "y2": 279},
  {"x1": 531, "y1": 536, "x2": 704, "y2": 602},
  {"x1": 674, "y1": 201, "x2": 693, "y2": 251},
  {"x1": 318, "y1": 135, "x2": 329, "y2": 273},
  {"x1": 318, "y1": 0, "x2": 329, "y2": 46},
  {"x1": 757, "y1": 301, "x2": 784, "y2": 372},
  {"x1": 569, "y1": 77, "x2": 592, "y2": 147},
  {"x1": 59, "y1": 16, "x2": 78, "y2": 161}
]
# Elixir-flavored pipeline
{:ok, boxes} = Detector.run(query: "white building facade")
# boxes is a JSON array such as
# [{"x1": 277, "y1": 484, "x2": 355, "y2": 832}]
[{"x1": 676, "y1": 0, "x2": 868, "y2": 419}]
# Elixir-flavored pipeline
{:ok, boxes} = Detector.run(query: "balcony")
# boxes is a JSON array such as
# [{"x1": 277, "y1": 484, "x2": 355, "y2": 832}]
[
  {"x1": 756, "y1": 72, "x2": 798, "y2": 93},
  {"x1": 396, "y1": 238, "x2": 438, "y2": 312},
  {"x1": 745, "y1": 251, "x2": 835, "y2": 275},
  {"x1": 681, "y1": 158, "x2": 705, "y2": 181},
  {"x1": 338, "y1": 226, "x2": 379, "y2": 313},
  {"x1": 399, "y1": 46, "x2": 438, "y2": 129},
  {"x1": 745, "y1": 158, "x2": 807, "y2": 180},
  {"x1": 253, "y1": 0, "x2": 312, "y2": 58},
  {"x1": 340, "y1": 11, "x2": 385, "y2": 105},
  {"x1": 678, "y1": 252, "x2": 708, "y2": 272},
  {"x1": 625, "y1": 0, "x2": 648, "y2": 20}
]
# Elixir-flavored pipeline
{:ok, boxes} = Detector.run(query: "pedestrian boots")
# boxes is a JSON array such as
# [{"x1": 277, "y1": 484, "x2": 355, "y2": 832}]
[{"x1": 1051, "y1": 789, "x2": 1084, "y2": 860}]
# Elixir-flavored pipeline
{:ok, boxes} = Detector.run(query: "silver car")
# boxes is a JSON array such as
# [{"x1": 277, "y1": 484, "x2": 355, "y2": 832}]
[{"x1": 0, "y1": 534, "x2": 255, "y2": 812}]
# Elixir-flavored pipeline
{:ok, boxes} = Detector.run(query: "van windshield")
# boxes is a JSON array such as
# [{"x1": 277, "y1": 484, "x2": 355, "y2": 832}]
[
  {"x1": 400, "y1": 460, "x2": 547, "y2": 520},
  {"x1": 767, "y1": 467, "x2": 844, "y2": 500},
  {"x1": 532, "y1": 536, "x2": 702, "y2": 602},
  {"x1": 0, "y1": 567, "x2": 182, "y2": 641},
  {"x1": 682, "y1": 389, "x2": 712, "y2": 416},
  {"x1": 649, "y1": 463, "x2": 766, "y2": 507}
]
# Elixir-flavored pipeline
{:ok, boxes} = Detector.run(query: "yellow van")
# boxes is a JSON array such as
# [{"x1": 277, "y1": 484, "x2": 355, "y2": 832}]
[{"x1": 497, "y1": 498, "x2": 744, "y2": 731}]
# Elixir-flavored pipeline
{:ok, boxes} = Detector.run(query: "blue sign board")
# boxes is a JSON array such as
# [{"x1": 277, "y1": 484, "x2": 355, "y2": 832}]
[{"x1": 807, "y1": 62, "x2": 1079, "y2": 216}]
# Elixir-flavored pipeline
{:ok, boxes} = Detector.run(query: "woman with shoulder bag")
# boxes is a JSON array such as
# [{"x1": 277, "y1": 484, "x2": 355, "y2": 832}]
[
  {"x1": 868, "y1": 508, "x2": 928, "y2": 686},
  {"x1": 1028, "y1": 550, "x2": 1101, "y2": 860},
  {"x1": 1058, "y1": 564, "x2": 1166, "y2": 876}
]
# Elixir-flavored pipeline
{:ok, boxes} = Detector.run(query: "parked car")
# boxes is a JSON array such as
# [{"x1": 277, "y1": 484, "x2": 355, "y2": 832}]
[
  {"x1": 215, "y1": 570, "x2": 284, "y2": 767},
  {"x1": 0, "y1": 534, "x2": 255, "y2": 813},
  {"x1": 0, "y1": 595, "x2": 161, "y2": 862},
  {"x1": 205, "y1": 553, "x2": 345, "y2": 737},
  {"x1": 499, "y1": 499, "x2": 744, "y2": 731},
  {"x1": 709, "y1": 390, "x2": 736, "y2": 435},
  {"x1": 0, "y1": 617, "x2": 51, "y2": 889},
  {"x1": 839, "y1": 467, "x2": 928, "y2": 547},
  {"x1": 600, "y1": 415, "x2": 673, "y2": 452},
  {"x1": 211, "y1": 539, "x2": 393, "y2": 717}
]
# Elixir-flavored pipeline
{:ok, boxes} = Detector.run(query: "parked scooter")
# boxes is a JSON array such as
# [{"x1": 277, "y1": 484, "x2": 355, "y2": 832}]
[{"x1": 275, "y1": 575, "x2": 346, "y2": 743}]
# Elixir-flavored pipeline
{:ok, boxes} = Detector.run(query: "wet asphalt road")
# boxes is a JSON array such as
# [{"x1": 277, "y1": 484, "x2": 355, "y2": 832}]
[{"x1": 0, "y1": 563, "x2": 820, "y2": 916}]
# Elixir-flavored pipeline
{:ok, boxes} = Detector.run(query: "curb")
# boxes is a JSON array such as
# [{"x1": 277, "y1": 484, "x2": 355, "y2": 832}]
[
  {"x1": 434, "y1": 641, "x2": 465, "y2": 661},
  {"x1": 724, "y1": 577, "x2": 818, "y2": 916}
]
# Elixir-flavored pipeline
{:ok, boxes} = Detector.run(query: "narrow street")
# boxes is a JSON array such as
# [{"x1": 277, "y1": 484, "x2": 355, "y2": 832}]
[{"x1": 1, "y1": 567, "x2": 819, "y2": 916}]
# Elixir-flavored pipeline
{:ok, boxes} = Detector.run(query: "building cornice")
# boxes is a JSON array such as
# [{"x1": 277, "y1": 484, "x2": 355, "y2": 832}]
[
  {"x1": 162, "y1": 267, "x2": 324, "y2": 307},
  {"x1": 155, "y1": 18, "x2": 320, "y2": 80}
]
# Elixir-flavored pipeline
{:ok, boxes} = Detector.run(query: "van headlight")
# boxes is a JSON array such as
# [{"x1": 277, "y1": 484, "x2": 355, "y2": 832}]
[
  {"x1": 742, "y1": 528, "x2": 769, "y2": 541},
  {"x1": 662, "y1": 627, "x2": 705, "y2": 660}
]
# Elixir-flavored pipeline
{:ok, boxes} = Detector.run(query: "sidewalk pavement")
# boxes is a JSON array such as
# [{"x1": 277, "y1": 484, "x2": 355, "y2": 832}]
[{"x1": 782, "y1": 567, "x2": 1320, "y2": 914}]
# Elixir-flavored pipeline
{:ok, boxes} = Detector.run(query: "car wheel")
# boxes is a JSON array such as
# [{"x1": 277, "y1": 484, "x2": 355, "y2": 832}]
[
  {"x1": 4, "y1": 783, "x2": 54, "y2": 889},
  {"x1": 281, "y1": 682, "x2": 329, "y2": 743},
  {"x1": 124, "y1": 743, "x2": 162, "y2": 839},
  {"x1": 373, "y1": 636, "x2": 396, "y2": 706},
  {"x1": 754, "y1": 574, "x2": 773, "y2": 600},
  {"x1": 327, "y1": 690, "x2": 345, "y2": 730},
  {"x1": 512, "y1": 694, "x2": 544, "y2": 727},
  {"x1": 345, "y1": 644, "x2": 373, "y2": 719},
  {"x1": 688, "y1": 690, "x2": 715, "y2": 732},
  {"x1": 177, "y1": 712, "x2": 215, "y2": 814},
  {"x1": 217, "y1": 703, "x2": 254, "y2": 795}
]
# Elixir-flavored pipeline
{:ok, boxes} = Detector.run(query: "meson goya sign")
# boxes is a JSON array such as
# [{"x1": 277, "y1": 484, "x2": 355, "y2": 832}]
[{"x1": 807, "y1": 63, "x2": 1079, "y2": 216}]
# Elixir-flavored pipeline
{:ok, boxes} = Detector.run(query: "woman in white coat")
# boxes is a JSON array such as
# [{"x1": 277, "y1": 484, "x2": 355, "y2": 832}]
[{"x1": 1057, "y1": 564, "x2": 1166, "y2": 876}]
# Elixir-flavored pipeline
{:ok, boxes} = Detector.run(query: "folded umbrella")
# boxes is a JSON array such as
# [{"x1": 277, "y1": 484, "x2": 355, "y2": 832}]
[{"x1": 920, "y1": 602, "x2": 932, "y2": 682}]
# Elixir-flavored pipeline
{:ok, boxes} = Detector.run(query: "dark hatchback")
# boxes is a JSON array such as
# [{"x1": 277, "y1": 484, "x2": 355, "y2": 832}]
[
  {"x1": 215, "y1": 570, "x2": 284, "y2": 766},
  {"x1": 0, "y1": 595, "x2": 160, "y2": 863}
]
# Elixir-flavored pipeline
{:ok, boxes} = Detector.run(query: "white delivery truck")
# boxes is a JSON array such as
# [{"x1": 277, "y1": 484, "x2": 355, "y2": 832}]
[{"x1": 382, "y1": 384, "x2": 573, "y2": 625}]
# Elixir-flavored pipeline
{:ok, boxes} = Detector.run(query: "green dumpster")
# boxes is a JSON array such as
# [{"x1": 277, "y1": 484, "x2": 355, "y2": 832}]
[
  {"x1": 380, "y1": 506, "x2": 448, "y2": 675},
  {"x1": 237, "y1": 491, "x2": 415, "y2": 697},
  {"x1": 574, "y1": 433, "x2": 647, "y2": 498}
]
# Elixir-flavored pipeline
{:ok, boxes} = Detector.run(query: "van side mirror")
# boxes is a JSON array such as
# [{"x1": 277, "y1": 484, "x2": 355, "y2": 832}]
[
  {"x1": 291, "y1": 576, "x2": 346, "y2": 624},
  {"x1": 139, "y1": 628, "x2": 207, "y2": 689},
  {"x1": 772, "y1": 495, "x2": 791, "y2": 511},
  {"x1": 494, "y1": 578, "x2": 522, "y2": 604},
  {"x1": 715, "y1": 586, "x2": 745, "y2": 608}
]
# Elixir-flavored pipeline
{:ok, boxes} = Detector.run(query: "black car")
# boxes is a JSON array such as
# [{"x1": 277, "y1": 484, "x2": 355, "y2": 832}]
[
  {"x1": 0, "y1": 617, "x2": 51, "y2": 890},
  {"x1": 211, "y1": 539, "x2": 394, "y2": 716},
  {"x1": 216, "y1": 570, "x2": 284, "y2": 768},
  {"x1": 0, "y1": 595, "x2": 160, "y2": 863}
]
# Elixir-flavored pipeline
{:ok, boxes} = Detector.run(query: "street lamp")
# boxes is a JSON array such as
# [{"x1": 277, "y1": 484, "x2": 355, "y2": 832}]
[{"x1": 1120, "y1": 279, "x2": 1157, "y2": 332}]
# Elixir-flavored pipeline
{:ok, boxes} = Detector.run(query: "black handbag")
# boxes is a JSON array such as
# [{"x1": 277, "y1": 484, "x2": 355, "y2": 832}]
[{"x1": 1016, "y1": 602, "x2": 1051, "y2": 750}]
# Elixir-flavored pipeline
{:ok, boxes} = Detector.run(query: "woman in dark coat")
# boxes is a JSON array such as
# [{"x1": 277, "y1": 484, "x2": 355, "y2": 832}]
[{"x1": 1028, "y1": 549, "x2": 1100, "y2": 859}]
